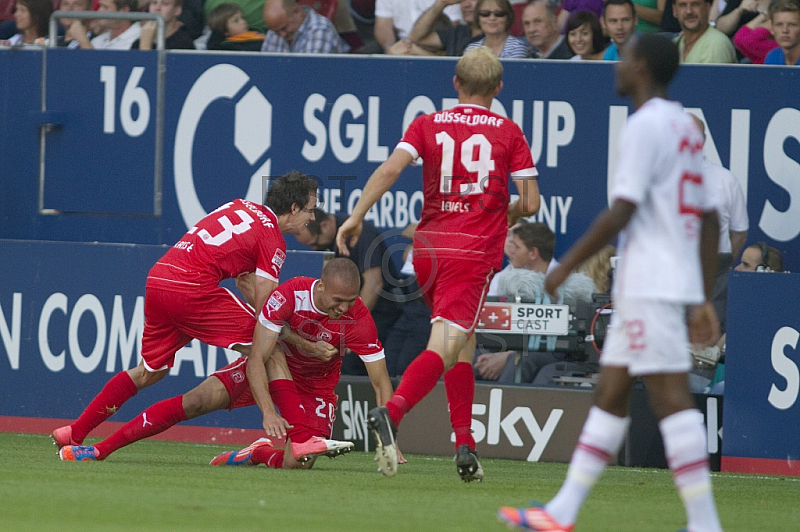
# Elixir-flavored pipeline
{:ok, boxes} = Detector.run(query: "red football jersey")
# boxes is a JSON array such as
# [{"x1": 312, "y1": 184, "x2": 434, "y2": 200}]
[
  {"x1": 259, "y1": 277, "x2": 384, "y2": 396},
  {"x1": 148, "y1": 199, "x2": 286, "y2": 290},
  {"x1": 398, "y1": 104, "x2": 537, "y2": 269}
]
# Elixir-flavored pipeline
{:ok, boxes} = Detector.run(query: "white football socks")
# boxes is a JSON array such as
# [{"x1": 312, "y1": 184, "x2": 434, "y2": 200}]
[
  {"x1": 546, "y1": 406, "x2": 630, "y2": 526},
  {"x1": 660, "y1": 409, "x2": 722, "y2": 532}
]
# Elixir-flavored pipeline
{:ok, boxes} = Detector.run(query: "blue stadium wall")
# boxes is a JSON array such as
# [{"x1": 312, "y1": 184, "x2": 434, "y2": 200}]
[{"x1": 1, "y1": 49, "x2": 799, "y2": 474}]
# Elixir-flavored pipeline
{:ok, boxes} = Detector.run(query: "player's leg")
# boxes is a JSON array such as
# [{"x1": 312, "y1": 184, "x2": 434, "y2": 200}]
[
  {"x1": 52, "y1": 288, "x2": 186, "y2": 447},
  {"x1": 446, "y1": 334, "x2": 484, "y2": 482},
  {"x1": 263, "y1": 347, "x2": 353, "y2": 464},
  {"x1": 279, "y1": 393, "x2": 345, "y2": 470},
  {"x1": 644, "y1": 372, "x2": 722, "y2": 532},
  {"x1": 59, "y1": 375, "x2": 231, "y2": 461}
]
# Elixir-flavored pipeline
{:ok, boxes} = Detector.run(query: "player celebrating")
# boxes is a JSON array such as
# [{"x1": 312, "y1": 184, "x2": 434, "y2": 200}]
[
  {"x1": 60, "y1": 258, "x2": 393, "y2": 468},
  {"x1": 52, "y1": 171, "x2": 330, "y2": 459},
  {"x1": 498, "y1": 35, "x2": 723, "y2": 531},
  {"x1": 336, "y1": 46, "x2": 541, "y2": 481}
]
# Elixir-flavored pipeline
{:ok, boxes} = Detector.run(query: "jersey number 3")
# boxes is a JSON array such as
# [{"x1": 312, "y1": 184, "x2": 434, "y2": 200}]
[
  {"x1": 193, "y1": 207, "x2": 255, "y2": 247},
  {"x1": 436, "y1": 132, "x2": 496, "y2": 196}
]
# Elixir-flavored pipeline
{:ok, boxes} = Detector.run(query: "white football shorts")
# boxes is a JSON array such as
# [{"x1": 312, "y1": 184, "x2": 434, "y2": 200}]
[{"x1": 601, "y1": 298, "x2": 692, "y2": 376}]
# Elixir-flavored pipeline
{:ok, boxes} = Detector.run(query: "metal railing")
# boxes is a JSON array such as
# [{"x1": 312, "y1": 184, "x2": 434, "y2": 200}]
[{"x1": 40, "y1": 10, "x2": 166, "y2": 216}]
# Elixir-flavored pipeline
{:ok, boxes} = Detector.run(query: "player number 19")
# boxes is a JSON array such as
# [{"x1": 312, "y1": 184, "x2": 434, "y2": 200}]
[{"x1": 435, "y1": 132, "x2": 496, "y2": 196}]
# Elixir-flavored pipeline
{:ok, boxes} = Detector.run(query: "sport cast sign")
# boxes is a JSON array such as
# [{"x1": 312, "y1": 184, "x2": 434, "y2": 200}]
[{"x1": 476, "y1": 303, "x2": 570, "y2": 336}]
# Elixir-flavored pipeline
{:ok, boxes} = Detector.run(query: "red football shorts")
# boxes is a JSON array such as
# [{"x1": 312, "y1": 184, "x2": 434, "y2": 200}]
[
  {"x1": 140, "y1": 285, "x2": 255, "y2": 372},
  {"x1": 413, "y1": 252, "x2": 494, "y2": 335},
  {"x1": 213, "y1": 356, "x2": 337, "y2": 439}
]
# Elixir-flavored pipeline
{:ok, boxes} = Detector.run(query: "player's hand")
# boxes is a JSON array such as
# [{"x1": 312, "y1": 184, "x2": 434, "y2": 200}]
[
  {"x1": 308, "y1": 340, "x2": 338, "y2": 361},
  {"x1": 396, "y1": 443, "x2": 407, "y2": 465},
  {"x1": 689, "y1": 301, "x2": 720, "y2": 347},
  {"x1": 261, "y1": 409, "x2": 292, "y2": 439},
  {"x1": 335, "y1": 217, "x2": 363, "y2": 256},
  {"x1": 544, "y1": 265, "x2": 568, "y2": 301}
]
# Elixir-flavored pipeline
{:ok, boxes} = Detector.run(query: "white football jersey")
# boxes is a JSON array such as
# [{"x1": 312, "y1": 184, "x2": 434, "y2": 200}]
[{"x1": 611, "y1": 98, "x2": 718, "y2": 303}]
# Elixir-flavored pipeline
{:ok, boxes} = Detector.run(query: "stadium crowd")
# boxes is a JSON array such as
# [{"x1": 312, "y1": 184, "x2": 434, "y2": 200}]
[{"x1": 1, "y1": 0, "x2": 799, "y2": 63}]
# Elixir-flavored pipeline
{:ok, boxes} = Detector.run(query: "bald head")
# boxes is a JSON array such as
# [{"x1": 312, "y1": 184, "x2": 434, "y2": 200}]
[
  {"x1": 321, "y1": 257, "x2": 361, "y2": 290},
  {"x1": 263, "y1": 0, "x2": 304, "y2": 41}
]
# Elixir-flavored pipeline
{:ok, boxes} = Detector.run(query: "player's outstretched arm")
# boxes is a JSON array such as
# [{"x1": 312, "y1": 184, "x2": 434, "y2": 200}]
[
  {"x1": 545, "y1": 199, "x2": 635, "y2": 298},
  {"x1": 336, "y1": 149, "x2": 414, "y2": 254}
]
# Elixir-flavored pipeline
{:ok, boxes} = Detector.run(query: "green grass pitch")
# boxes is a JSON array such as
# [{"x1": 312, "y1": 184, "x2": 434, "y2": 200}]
[{"x1": 1, "y1": 433, "x2": 798, "y2": 531}]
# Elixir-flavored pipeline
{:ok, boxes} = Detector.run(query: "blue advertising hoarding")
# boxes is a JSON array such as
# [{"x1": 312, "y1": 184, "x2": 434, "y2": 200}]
[
  {"x1": 722, "y1": 271, "x2": 800, "y2": 476},
  {"x1": 1, "y1": 50, "x2": 797, "y2": 267}
]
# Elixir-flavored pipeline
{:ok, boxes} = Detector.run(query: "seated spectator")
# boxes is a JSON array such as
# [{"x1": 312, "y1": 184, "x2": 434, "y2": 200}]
[
  {"x1": 735, "y1": 241, "x2": 785, "y2": 272},
  {"x1": 133, "y1": 0, "x2": 195, "y2": 49},
  {"x1": 69, "y1": 0, "x2": 141, "y2": 49},
  {"x1": 295, "y1": 210, "x2": 428, "y2": 377},
  {"x1": 601, "y1": 0, "x2": 637, "y2": 60},
  {"x1": 475, "y1": 241, "x2": 598, "y2": 384},
  {"x1": 673, "y1": 0, "x2": 737, "y2": 63},
  {"x1": 764, "y1": 0, "x2": 800, "y2": 65},
  {"x1": 207, "y1": 2, "x2": 264, "y2": 50},
  {"x1": 464, "y1": 0, "x2": 529, "y2": 57},
  {"x1": 388, "y1": 8, "x2": 452, "y2": 55},
  {"x1": 576, "y1": 244, "x2": 616, "y2": 294},
  {"x1": 733, "y1": 4, "x2": 778, "y2": 63},
  {"x1": 1, "y1": 0, "x2": 51, "y2": 45},
  {"x1": 405, "y1": 0, "x2": 483, "y2": 56},
  {"x1": 488, "y1": 222, "x2": 559, "y2": 297},
  {"x1": 566, "y1": 10, "x2": 607, "y2": 60},
  {"x1": 374, "y1": 0, "x2": 462, "y2": 53},
  {"x1": 204, "y1": 0, "x2": 266, "y2": 33},
  {"x1": 56, "y1": 0, "x2": 94, "y2": 48},
  {"x1": 261, "y1": 0, "x2": 348, "y2": 53},
  {"x1": 522, "y1": 0, "x2": 574, "y2": 59},
  {"x1": 692, "y1": 243, "x2": 785, "y2": 394}
]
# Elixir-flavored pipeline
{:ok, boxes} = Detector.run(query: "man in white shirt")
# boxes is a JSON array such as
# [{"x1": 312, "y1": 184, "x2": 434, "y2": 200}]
[
  {"x1": 69, "y1": 0, "x2": 141, "y2": 49},
  {"x1": 689, "y1": 113, "x2": 748, "y2": 334},
  {"x1": 374, "y1": 0, "x2": 462, "y2": 52},
  {"x1": 499, "y1": 34, "x2": 723, "y2": 532}
]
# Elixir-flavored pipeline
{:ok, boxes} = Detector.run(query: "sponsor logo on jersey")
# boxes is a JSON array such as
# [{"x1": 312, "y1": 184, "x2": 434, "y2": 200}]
[
  {"x1": 268, "y1": 292, "x2": 286, "y2": 313},
  {"x1": 272, "y1": 249, "x2": 285, "y2": 269}
]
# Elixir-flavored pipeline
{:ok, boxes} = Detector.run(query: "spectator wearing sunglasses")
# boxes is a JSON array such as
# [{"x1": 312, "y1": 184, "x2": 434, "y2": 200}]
[{"x1": 464, "y1": 0, "x2": 530, "y2": 57}]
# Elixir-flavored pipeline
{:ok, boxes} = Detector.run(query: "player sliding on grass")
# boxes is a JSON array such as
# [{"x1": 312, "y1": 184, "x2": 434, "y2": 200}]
[
  {"x1": 60, "y1": 258, "x2": 395, "y2": 469},
  {"x1": 498, "y1": 34, "x2": 723, "y2": 532},
  {"x1": 337, "y1": 46, "x2": 541, "y2": 482}
]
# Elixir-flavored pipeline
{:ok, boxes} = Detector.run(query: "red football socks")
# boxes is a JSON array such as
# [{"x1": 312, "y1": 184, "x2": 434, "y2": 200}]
[
  {"x1": 251, "y1": 445, "x2": 285, "y2": 469},
  {"x1": 386, "y1": 350, "x2": 445, "y2": 427},
  {"x1": 94, "y1": 395, "x2": 187, "y2": 459},
  {"x1": 71, "y1": 371, "x2": 139, "y2": 443},
  {"x1": 444, "y1": 361, "x2": 476, "y2": 450},
  {"x1": 269, "y1": 379, "x2": 313, "y2": 444}
]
